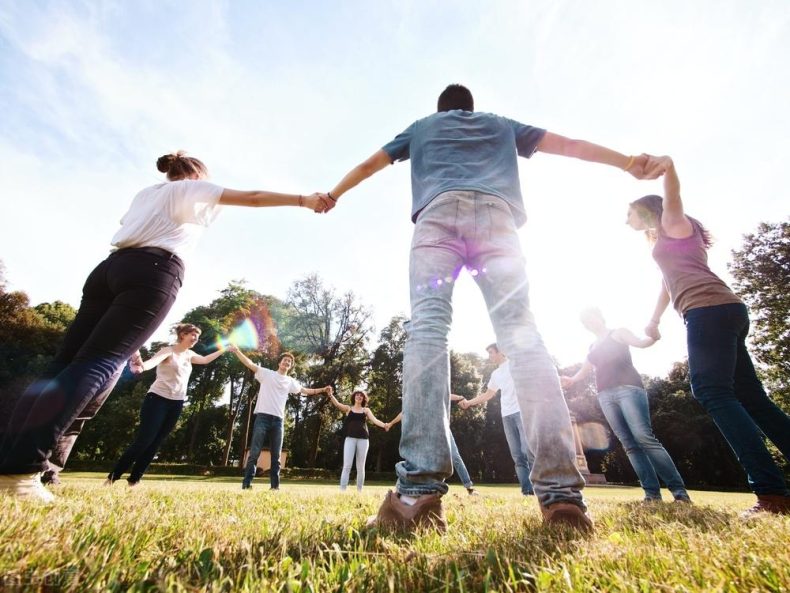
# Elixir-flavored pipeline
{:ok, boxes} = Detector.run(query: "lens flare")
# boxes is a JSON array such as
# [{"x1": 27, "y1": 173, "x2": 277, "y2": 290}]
[
  {"x1": 216, "y1": 318, "x2": 260, "y2": 351},
  {"x1": 578, "y1": 422, "x2": 611, "y2": 450}
]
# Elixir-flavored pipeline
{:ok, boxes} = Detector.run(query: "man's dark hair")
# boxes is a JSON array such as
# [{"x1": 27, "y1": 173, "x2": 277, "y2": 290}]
[
  {"x1": 437, "y1": 84, "x2": 474, "y2": 112},
  {"x1": 486, "y1": 343, "x2": 499, "y2": 353}
]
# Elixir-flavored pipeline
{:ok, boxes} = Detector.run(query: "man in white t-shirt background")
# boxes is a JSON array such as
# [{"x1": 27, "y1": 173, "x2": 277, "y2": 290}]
[
  {"x1": 229, "y1": 347, "x2": 332, "y2": 490},
  {"x1": 459, "y1": 343, "x2": 535, "y2": 495}
]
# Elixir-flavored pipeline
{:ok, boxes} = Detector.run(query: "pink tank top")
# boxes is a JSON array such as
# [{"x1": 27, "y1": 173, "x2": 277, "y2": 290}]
[{"x1": 652, "y1": 219, "x2": 741, "y2": 315}]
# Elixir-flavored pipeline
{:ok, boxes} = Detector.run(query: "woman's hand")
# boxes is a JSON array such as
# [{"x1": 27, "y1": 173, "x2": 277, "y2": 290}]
[{"x1": 645, "y1": 321, "x2": 661, "y2": 340}]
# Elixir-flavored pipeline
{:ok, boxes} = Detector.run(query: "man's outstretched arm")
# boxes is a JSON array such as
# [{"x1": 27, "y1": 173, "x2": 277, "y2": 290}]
[
  {"x1": 322, "y1": 149, "x2": 392, "y2": 211},
  {"x1": 537, "y1": 132, "x2": 659, "y2": 179}
]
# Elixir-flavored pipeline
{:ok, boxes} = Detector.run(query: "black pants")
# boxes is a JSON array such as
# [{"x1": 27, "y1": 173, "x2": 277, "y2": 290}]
[
  {"x1": 0, "y1": 248, "x2": 184, "y2": 474},
  {"x1": 109, "y1": 392, "x2": 184, "y2": 483}
]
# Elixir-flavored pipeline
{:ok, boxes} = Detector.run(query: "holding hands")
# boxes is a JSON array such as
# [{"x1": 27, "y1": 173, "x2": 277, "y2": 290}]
[{"x1": 128, "y1": 351, "x2": 144, "y2": 375}]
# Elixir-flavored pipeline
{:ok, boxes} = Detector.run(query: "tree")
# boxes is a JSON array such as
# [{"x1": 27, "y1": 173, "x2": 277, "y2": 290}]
[
  {"x1": 282, "y1": 274, "x2": 373, "y2": 467},
  {"x1": 366, "y1": 315, "x2": 408, "y2": 471},
  {"x1": 729, "y1": 219, "x2": 790, "y2": 410},
  {"x1": 181, "y1": 281, "x2": 285, "y2": 466}
]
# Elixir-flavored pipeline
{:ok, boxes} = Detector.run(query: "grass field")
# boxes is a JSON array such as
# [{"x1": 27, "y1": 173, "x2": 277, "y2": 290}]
[{"x1": 1, "y1": 473, "x2": 788, "y2": 592}]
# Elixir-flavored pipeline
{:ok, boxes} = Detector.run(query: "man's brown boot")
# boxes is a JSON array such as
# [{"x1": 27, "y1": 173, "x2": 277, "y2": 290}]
[
  {"x1": 541, "y1": 502, "x2": 593, "y2": 533},
  {"x1": 366, "y1": 490, "x2": 447, "y2": 533}
]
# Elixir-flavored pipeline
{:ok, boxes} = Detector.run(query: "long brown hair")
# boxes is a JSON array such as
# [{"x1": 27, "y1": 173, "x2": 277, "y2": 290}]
[{"x1": 630, "y1": 194, "x2": 713, "y2": 248}]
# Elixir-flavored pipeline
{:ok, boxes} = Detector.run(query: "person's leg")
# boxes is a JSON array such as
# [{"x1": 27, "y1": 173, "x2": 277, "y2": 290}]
[
  {"x1": 44, "y1": 366, "x2": 125, "y2": 484},
  {"x1": 686, "y1": 304, "x2": 789, "y2": 496},
  {"x1": 396, "y1": 192, "x2": 467, "y2": 498},
  {"x1": 108, "y1": 393, "x2": 169, "y2": 481},
  {"x1": 268, "y1": 415, "x2": 283, "y2": 489},
  {"x1": 616, "y1": 385, "x2": 689, "y2": 500},
  {"x1": 470, "y1": 194, "x2": 586, "y2": 514},
  {"x1": 0, "y1": 250, "x2": 183, "y2": 475},
  {"x1": 340, "y1": 437, "x2": 356, "y2": 491},
  {"x1": 598, "y1": 387, "x2": 662, "y2": 500},
  {"x1": 449, "y1": 430, "x2": 473, "y2": 489},
  {"x1": 242, "y1": 414, "x2": 267, "y2": 488},
  {"x1": 355, "y1": 439, "x2": 370, "y2": 491},
  {"x1": 128, "y1": 398, "x2": 183, "y2": 484},
  {"x1": 501, "y1": 413, "x2": 534, "y2": 495},
  {"x1": 731, "y1": 314, "x2": 790, "y2": 461}
]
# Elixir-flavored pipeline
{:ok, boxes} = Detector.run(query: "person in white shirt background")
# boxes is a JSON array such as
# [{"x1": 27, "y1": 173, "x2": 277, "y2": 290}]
[
  {"x1": 230, "y1": 347, "x2": 332, "y2": 490},
  {"x1": 459, "y1": 343, "x2": 535, "y2": 496},
  {"x1": 104, "y1": 323, "x2": 229, "y2": 487}
]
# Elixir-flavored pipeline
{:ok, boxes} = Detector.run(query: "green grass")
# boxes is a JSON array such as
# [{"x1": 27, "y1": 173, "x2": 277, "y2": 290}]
[{"x1": 1, "y1": 474, "x2": 788, "y2": 592}]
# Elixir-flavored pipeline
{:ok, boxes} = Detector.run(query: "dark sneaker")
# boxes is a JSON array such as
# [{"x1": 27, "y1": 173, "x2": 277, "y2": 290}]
[
  {"x1": 741, "y1": 494, "x2": 790, "y2": 518},
  {"x1": 366, "y1": 490, "x2": 447, "y2": 533},
  {"x1": 241, "y1": 483, "x2": 251, "y2": 490},
  {"x1": 466, "y1": 487, "x2": 479, "y2": 496},
  {"x1": 673, "y1": 495, "x2": 693, "y2": 504},
  {"x1": 541, "y1": 502, "x2": 594, "y2": 533}
]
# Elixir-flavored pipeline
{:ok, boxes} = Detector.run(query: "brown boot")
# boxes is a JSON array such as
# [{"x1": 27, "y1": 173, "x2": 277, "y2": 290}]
[
  {"x1": 366, "y1": 490, "x2": 447, "y2": 533},
  {"x1": 741, "y1": 494, "x2": 790, "y2": 518},
  {"x1": 541, "y1": 502, "x2": 594, "y2": 533}
]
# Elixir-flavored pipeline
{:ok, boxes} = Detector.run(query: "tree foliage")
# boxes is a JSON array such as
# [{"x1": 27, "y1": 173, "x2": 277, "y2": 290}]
[{"x1": 729, "y1": 219, "x2": 790, "y2": 410}]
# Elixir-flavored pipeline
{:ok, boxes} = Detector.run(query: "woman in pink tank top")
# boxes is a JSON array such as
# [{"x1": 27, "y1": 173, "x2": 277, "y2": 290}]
[{"x1": 626, "y1": 156, "x2": 790, "y2": 516}]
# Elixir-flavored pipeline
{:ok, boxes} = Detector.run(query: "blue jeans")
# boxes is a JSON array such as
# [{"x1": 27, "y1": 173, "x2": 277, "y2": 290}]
[
  {"x1": 396, "y1": 191, "x2": 585, "y2": 509},
  {"x1": 243, "y1": 413, "x2": 284, "y2": 489},
  {"x1": 501, "y1": 412, "x2": 535, "y2": 495},
  {"x1": 449, "y1": 430, "x2": 473, "y2": 489},
  {"x1": 598, "y1": 385, "x2": 688, "y2": 500},
  {"x1": 340, "y1": 437, "x2": 370, "y2": 491},
  {"x1": 685, "y1": 302, "x2": 790, "y2": 495},
  {"x1": 109, "y1": 392, "x2": 184, "y2": 483},
  {"x1": 0, "y1": 248, "x2": 183, "y2": 474}
]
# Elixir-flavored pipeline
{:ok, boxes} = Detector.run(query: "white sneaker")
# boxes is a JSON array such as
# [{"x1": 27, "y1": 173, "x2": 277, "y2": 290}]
[{"x1": 0, "y1": 473, "x2": 56, "y2": 503}]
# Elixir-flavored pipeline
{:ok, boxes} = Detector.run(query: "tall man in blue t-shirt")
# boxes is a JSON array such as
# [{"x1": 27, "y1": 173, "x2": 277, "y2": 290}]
[{"x1": 321, "y1": 84, "x2": 656, "y2": 533}]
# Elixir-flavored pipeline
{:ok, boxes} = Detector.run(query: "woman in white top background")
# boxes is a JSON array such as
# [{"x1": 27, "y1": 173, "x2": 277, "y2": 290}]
[
  {"x1": 106, "y1": 324, "x2": 226, "y2": 486},
  {"x1": 0, "y1": 152, "x2": 324, "y2": 501}
]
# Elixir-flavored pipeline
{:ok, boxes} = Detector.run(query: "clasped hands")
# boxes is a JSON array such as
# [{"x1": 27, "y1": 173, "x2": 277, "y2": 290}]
[
  {"x1": 299, "y1": 192, "x2": 338, "y2": 214},
  {"x1": 626, "y1": 154, "x2": 674, "y2": 180}
]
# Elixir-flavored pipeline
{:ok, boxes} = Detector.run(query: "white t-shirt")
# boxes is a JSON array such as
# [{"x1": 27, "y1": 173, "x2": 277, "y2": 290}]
[
  {"x1": 111, "y1": 180, "x2": 224, "y2": 260},
  {"x1": 148, "y1": 348, "x2": 194, "y2": 401},
  {"x1": 252, "y1": 366, "x2": 302, "y2": 418},
  {"x1": 487, "y1": 360, "x2": 521, "y2": 417}
]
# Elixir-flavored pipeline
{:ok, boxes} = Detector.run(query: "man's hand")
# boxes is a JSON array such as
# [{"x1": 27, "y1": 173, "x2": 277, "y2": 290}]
[
  {"x1": 317, "y1": 192, "x2": 338, "y2": 214},
  {"x1": 324, "y1": 385, "x2": 333, "y2": 396},
  {"x1": 458, "y1": 399, "x2": 471, "y2": 410},
  {"x1": 225, "y1": 344, "x2": 239, "y2": 353},
  {"x1": 625, "y1": 153, "x2": 664, "y2": 180}
]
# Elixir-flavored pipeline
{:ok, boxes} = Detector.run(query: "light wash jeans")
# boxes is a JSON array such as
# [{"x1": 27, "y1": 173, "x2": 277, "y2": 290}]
[
  {"x1": 449, "y1": 430, "x2": 473, "y2": 488},
  {"x1": 501, "y1": 412, "x2": 535, "y2": 495},
  {"x1": 685, "y1": 303, "x2": 790, "y2": 495},
  {"x1": 598, "y1": 385, "x2": 688, "y2": 500},
  {"x1": 242, "y1": 413, "x2": 283, "y2": 489},
  {"x1": 340, "y1": 437, "x2": 370, "y2": 491},
  {"x1": 396, "y1": 191, "x2": 585, "y2": 509}
]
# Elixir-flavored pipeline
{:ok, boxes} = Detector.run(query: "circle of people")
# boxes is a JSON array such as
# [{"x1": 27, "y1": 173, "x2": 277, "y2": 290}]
[{"x1": 1, "y1": 84, "x2": 788, "y2": 535}]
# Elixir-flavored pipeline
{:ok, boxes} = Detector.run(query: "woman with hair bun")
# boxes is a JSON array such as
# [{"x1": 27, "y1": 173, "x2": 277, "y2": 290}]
[
  {"x1": 105, "y1": 323, "x2": 225, "y2": 487},
  {"x1": 0, "y1": 151, "x2": 325, "y2": 501}
]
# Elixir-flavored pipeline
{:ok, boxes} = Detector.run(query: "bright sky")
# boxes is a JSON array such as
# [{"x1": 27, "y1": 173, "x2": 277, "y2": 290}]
[{"x1": 1, "y1": 1, "x2": 788, "y2": 377}]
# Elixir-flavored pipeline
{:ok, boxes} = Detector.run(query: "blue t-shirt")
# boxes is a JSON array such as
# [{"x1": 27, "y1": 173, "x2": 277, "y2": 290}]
[{"x1": 381, "y1": 110, "x2": 546, "y2": 227}]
